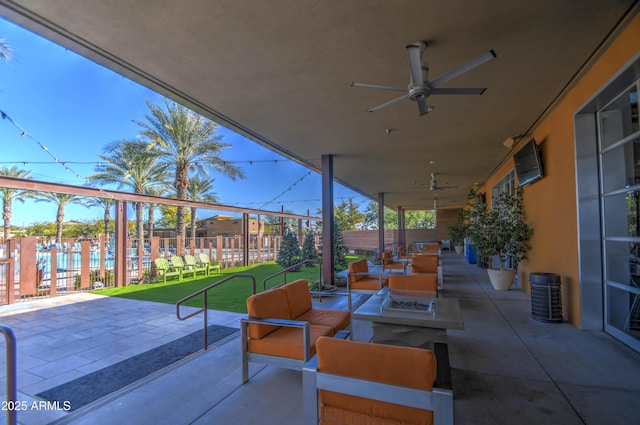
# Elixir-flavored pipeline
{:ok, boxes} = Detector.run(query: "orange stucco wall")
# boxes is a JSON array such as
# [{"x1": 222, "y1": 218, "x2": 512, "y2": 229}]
[{"x1": 479, "y1": 14, "x2": 640, "y2": 326}]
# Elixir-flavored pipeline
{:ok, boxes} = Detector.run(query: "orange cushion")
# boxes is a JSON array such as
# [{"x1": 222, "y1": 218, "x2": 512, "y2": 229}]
[
  {"x1": 421, "y1": 243, "x2": 439, "y2": 252},
  {"x1": 246, "y1": 287, "x2": 291, "y2": 339},
  {"x1": 297, "y1": 309, "x2": 350, "y2": 334},
  {"x1": 348, "y1": 259, "x2": 369, "y2": 283},
  {"x1": 316, "y1": 337, "x2": 436, "y2": 425},
  {"x1": 411, "y1": 255, "x2": 439, "y2": 273},
  {"x1": 247, "y1": 325, "x2": 334, "y2": 360},
  {"x1": 381, "y1": 251, "x2": 393, "y2": 265},
  {"x1": 389, "y1": 275, "x2": 437, "y2": 292},
  {"x1": 349, "y1": 277, "x2": 383, "y2": 290},
  {"x1": 281, "y1": 279, "x2": 312, "y2": 318}
]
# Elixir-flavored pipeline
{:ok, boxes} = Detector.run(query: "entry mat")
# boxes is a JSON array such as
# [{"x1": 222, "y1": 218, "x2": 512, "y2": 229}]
[{"x1": 37, "y1": 325, "x2": 238, "y2": 411}]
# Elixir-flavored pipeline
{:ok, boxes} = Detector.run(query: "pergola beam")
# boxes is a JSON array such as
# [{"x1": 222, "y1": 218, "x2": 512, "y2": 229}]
[{"x1": 0, "y1": 176, "x2": 317, "y2": 221}]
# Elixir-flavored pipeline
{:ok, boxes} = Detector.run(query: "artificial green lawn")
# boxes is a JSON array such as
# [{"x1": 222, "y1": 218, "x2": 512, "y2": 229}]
[{"x1": 92, "y1": 258, "x2": 358, "y2": 314}]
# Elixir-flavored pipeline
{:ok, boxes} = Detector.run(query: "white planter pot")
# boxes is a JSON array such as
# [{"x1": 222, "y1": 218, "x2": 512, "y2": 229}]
[
  {"x1": 487, "y1": 268, "x2": 516, "y2": 291},
  {"x1": 454, "y1": 245, "x2": 464, "y2": 255}
]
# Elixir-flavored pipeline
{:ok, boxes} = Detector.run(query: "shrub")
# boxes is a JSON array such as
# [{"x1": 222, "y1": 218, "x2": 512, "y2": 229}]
[
  {"x1": 301, "y1": 231, "x2": 318, "y2": 265},
  {"x1": 277, "y1": 229, "x2": 302, "y2": 269}
]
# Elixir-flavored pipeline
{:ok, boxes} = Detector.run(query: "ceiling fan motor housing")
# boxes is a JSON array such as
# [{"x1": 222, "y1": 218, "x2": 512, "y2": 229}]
[{"x1": 409, "y1": 85, "x2": 431, "y2": 100}]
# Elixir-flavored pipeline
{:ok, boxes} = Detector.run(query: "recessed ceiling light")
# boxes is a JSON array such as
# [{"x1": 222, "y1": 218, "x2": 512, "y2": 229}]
[{"x1": 429, "y1": 160, "x2": 436, "y2": 164}]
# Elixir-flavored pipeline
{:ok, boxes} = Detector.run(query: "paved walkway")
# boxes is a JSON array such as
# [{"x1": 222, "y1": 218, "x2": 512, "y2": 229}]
[
  {"x1": 0, "y1": 294, "x2": 242, "y2": 424},
  {"x1": 0, "y1": 253, "x2": 639, "y2": 424}
]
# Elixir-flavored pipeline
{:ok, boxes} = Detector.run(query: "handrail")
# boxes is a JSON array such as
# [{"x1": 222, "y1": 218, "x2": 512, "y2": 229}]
[
  {"x1": 262, "y1": 259, "x2": 322, "y2": 291},
  {"x1": 176, "y1": 273, "x2": 256, "y2": 350},
  {"x1": 0, "y1": 325, "x2": 17, "y2": 425}
]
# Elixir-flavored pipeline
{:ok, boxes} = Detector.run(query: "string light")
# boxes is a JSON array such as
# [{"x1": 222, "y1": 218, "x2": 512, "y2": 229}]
[
  {"x1": 0, "y1": 107, "x2": 114, "y2": 198},
  {"x1": 258, "y1": 171, "x2": 312, "y2": 209},
  {"x1": 0, "y1": 107, "x2": 330, "y2": 207},
  {"x1": 0, "y1": 158, "x2": 293, "y2": 166},
  {"x1": 238, "y1": 195, "x2": 369, "y2": 207}
]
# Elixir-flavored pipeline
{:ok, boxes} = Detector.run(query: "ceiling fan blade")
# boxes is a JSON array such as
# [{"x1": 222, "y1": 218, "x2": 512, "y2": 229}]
[
  {"x1": 430, "y1": 87, "x2": 487, "y2": 95},
  {"x1": 406, "y1": 43, "x2": 425, "y2": 86},
  {"x1": 430, "y1": 50, "x2": 496, "y2": 88},
  {"x1": 367, "y1": 93, "x2": 411, "y2": 112},
  {"x1": 417, "y1": 98, "x2": 430, "y2": 116},
  {"x1": 351, "y1": 82, "x2": 408, "y2": 92}
]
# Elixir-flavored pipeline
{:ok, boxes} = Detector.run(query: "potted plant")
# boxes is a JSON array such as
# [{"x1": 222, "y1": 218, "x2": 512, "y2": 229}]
[
  {"x1": 467, "y1": 187, "x2": 533, "y2": 290},
  {"x1": 307, "y1": 279, "x2": 337, "y2": 293},
  {"x1": 447, "y1": 210, "x2": 468, "y2": 254}
]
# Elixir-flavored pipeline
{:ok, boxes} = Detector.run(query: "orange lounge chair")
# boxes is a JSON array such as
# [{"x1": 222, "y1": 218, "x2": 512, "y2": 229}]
[
  {"x1": 241, "y1": 279, "x2": 351, "y2": 383},
  {"x1": 303, "y1": 337, "x2": 453, "y2": 425}
]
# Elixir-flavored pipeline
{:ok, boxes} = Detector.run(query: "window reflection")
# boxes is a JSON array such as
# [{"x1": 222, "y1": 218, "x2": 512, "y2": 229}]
[{"x1": 600, "y1": 84, "x2": 638, "y2": 149}]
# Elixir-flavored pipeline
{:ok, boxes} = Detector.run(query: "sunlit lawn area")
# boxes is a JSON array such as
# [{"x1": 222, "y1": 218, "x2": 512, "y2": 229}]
[{"x1": 93, "y1": 257, "x2": 362, "y2": 313}]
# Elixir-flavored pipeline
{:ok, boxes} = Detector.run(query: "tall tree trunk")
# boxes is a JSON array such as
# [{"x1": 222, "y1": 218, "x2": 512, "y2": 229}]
[
  {"x1": 190, "y1": 206, "x2": 197, "y2": 252},
  {"x1": 175, "y1": 166, "x2": 189, "y2": 251},
  {"x1": 3, "y1": 198, "x2": 11, "y2": 239},
  {"x1": 103, "y1": 208, "x2": 110, "y2": 236},
  {"x1": 136, "y1": 201, "x2": 144, "y2": 241},
  {"x1": 148, "y1": 206, "x2": 155, "y2": 238},
  {"x1": 56, "y1": 204, "x2": 64, "y2": 242}
]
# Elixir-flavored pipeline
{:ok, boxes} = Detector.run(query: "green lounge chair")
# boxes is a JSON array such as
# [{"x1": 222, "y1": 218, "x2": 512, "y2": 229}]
[
  {"x1": 154, "y1": 258, "x2": 182, "y2": 283},
  {"x1": 184, "y1": 254, "x2": 207, "y2": 277},
  {"x1": 171, "y1": 255, "x2": 194, "y2": 280},
  {"x1": 198, "y1": 253, "x2": 220, "y2": 275}
]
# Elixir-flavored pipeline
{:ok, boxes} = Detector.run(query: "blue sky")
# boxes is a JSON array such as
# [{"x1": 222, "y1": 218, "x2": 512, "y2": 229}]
[{"x1": 0, "y1": 18, "x2": 368, "y2": 226}]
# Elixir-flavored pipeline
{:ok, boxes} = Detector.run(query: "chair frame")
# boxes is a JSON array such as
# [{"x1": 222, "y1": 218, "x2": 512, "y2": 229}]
[
  {"x1": 241, "y1": 317, "x2": 312, "y2": 384},
  {"x1": 346, "y1": 271, "x2": 387, "y2": 312},
  {"x1": 303, "y1": 355, "x2": 453, "y2": 425}
]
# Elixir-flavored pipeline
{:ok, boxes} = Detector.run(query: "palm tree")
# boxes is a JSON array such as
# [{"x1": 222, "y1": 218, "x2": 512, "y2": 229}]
[
  {"x1": 35, "y1": 192, "x2": 84, "y2": 242},
  {"x1": 144, "y1": 187, "x2": 169, "y2": 239},
  {"x1": 0, "y1": 39, "x2": 13, "y2": 62},
  {"x1": 134, "y1": 98, "x2": 245, "y2": 249},
  {"x1": 88, "y1": 140, "x2": 169, "y2": 241},
  {"x1": 186, "y1": 175, "x2": 218, "y2": 250},
  {"x1": 84, "y1": 197, "x2": 116, "y2": 235},
  {"x1": 0, "y1": 166, "x2": 34, "y2": 238}
]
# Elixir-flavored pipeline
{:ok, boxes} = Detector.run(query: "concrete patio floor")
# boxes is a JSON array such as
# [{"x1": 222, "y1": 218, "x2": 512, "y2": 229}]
[{"x1": 0, "y1": 252, "x2": 639, "y2": 424}]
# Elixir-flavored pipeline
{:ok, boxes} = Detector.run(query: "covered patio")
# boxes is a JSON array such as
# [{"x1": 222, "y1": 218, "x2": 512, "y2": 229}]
[
  {"x1": 1, "y1": 1, "x2": 640, "y2": 424},
  {"x1": 0, "y1": 252, "x2": 638, "y2": 424}
]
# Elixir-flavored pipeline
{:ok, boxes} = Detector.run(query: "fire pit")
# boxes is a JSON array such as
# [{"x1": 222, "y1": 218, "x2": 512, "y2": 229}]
[{"x1": 381, "y1": 289, "x2": 437, "y2": 314}]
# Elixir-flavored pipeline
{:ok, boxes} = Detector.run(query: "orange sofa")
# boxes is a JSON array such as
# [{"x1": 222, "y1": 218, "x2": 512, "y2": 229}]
[
  {"x1": 303, "y1": 337, "x2": 453, "y2": 425},
  {"x1": 241, "y1": 279, "x2": 351, "y2": 383},
  {"x1": 419, "y1": 242, "x2": 441, "y2": 254},
  {"x1": 411, "y1": 254, "x2": 443, "y2": 288},
  {"x1": 389, "y1": 274, "x2": 438, "y2": 293},
  {"x1": 381, "y1": 251, "x2": 407, "y2": 274},
  {"x1": 411, "y1": 254, "x2": 439, "y2": 274},
  {"x1": 347, "y1": 258, "x2": 388, "y2": 291}
]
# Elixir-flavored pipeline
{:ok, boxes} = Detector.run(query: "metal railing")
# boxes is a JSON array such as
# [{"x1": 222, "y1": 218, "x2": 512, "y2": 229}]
[
  {"x1": 262, "y1": 259, "x2": 322, "y2": 291},
  {"x1": 0, "y1": 325, "x2": 17, "y2": 425},
  {"x1": 176, "y1": 273, "x2": 256, "y2": 350}
]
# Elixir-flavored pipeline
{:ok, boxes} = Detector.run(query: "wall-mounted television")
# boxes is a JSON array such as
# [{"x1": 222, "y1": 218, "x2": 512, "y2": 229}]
[{"x1": 513, "y1": 139, "x2": 543, "y2": 186}]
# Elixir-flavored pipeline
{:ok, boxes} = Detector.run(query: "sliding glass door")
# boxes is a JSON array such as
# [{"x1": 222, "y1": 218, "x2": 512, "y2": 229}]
[{"x1": 599, "y1": 81, "x2": 640, "y2": 350}]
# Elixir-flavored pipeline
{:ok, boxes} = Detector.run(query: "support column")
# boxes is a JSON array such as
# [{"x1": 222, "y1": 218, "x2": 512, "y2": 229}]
[
  {"x1": 322, "y1": 155, "x2": 335, "y2": 284},
  {"x1": 378, "y1": 192, "x2": 385, "y2": 255},
  {"x1": 243, "y1": 212, "x2": 249, "y2": 266},
  {"x1": 114, "y1": 200, "x2": 128, "y2": 287},
  {"x1": 397, "y1": 206, "x2": 406, "y2": 249},
  {"x1": 280, "y1": 205, "x2": 285, "y2": 235}
]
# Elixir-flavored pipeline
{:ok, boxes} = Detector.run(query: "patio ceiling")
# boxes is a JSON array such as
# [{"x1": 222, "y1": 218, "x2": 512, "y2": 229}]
[{"x1": 0, "y1": 0, "x2": 636, "y2": 210}]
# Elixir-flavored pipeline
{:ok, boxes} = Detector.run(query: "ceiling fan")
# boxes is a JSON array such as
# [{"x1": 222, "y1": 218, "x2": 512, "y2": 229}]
[
  {"x1": 428, "y1": 173, "x2": 458, "y2": 191},
  {"x1": 351, "y1": 42, "x2": 496, "y2": 116}
]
